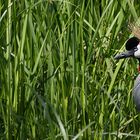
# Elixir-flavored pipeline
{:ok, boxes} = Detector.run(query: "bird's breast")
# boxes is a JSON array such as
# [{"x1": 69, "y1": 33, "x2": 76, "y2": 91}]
[{"x1": 133, "y1": 74, "x2": 140, "y2": 111}]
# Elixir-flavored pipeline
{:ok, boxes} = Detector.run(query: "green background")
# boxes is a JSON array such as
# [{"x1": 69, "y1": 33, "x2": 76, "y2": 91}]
[{"x1": 0, "y1": 0, "x2": 140, "y2": 139}]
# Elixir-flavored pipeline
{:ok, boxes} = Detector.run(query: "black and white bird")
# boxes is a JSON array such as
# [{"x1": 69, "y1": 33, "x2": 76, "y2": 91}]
[{"x1": 114, "y1": 36, "x2": 140, "y2": 111}]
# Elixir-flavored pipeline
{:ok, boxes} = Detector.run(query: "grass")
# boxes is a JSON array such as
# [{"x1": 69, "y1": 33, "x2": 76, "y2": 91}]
[{"x1": 0, "y1": 0, "x2": 140, "y2": 139}]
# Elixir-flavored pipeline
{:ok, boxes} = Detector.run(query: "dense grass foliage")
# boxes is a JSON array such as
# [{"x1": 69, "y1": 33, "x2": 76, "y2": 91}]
[{"x1": 0, "y1": 0, "x2": 140, "y2": 139}]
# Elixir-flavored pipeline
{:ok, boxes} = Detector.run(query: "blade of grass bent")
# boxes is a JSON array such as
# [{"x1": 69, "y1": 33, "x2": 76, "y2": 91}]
[{"x1": 32, "y1": 32, "x2": 48, "y2": 75}]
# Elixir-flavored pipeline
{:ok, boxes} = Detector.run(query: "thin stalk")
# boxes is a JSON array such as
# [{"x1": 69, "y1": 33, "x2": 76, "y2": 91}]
[{"x1": 6, "y1": 0, "x2": 12, "y2": 139}]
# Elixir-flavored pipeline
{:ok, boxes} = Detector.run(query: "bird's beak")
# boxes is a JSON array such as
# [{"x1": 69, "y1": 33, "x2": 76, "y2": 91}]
[{"x1": 114, "y1": 50, "x2": 135, "y2": 59}]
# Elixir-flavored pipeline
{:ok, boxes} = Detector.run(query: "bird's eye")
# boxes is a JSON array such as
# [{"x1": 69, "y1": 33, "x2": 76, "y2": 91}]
[{"x1": 134, "y1": 47, "x2": 138, "y2": 52}]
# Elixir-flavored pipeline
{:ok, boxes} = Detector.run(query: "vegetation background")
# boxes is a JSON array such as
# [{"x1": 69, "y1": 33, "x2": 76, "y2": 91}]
[{"x1": 0, "y1": 0, "x2": 140, "y2": 139}]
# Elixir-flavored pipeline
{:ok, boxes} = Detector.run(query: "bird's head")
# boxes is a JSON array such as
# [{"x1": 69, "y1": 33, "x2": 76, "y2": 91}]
[{"x1": 114, "y1": 37, "x2": 140, "y2": 60}]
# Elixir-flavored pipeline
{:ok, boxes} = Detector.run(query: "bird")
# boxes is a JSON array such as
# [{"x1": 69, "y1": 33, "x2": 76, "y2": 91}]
[{"x1": 114, "y1": 36, "x2": 140, "y2": 111}]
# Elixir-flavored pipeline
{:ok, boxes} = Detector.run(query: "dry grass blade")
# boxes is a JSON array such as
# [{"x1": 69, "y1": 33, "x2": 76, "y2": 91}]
[{"x1": 128, "y1": 22, "x2": 140, "y2": 39}]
